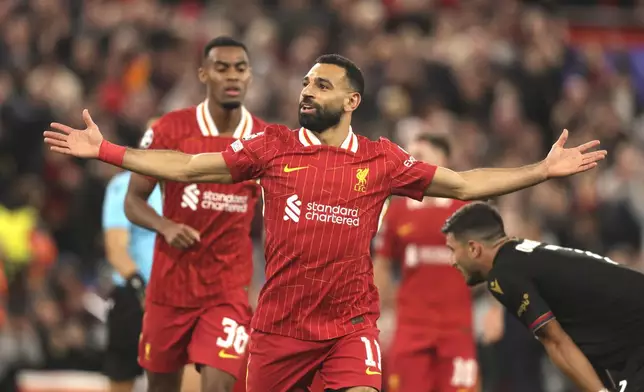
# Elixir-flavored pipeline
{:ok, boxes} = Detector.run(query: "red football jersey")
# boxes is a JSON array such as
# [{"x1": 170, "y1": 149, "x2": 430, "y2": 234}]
[
  {"x1": 375, "y1": 197, "x2": 473, "y2": 337},
  {"x1": 144, "y1": 101, "x2": 266, "y2": 307},
  {"x1": 221, "y1": 125, "x2": 437, "y2": 340}
]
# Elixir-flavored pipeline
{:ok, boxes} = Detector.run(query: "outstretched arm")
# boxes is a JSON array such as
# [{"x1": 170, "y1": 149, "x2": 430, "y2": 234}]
[
  {"x1": 536, "y1": 321, "x2": 608, "y2": 392},
  {"x1": 43, "y1": 110, "x2": 233, "y2": 183},
  {"x1": 424, "y1": 130, "x2": 606, "y2": 200},
  {"x1": 119, "y1": 148, "x2": 232, "y2": 183},
  {"x1": 425, "y1": 163, "x2": 546, "y2": 200}
]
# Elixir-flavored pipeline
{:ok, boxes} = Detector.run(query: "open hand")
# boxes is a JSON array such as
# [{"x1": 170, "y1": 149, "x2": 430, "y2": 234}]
[
  {"x1": 544, "y1": 129, "x2": 607, "y2": 178},
  {"x1": 44, "y1": 109, "x2": 103, "y2": 159}
]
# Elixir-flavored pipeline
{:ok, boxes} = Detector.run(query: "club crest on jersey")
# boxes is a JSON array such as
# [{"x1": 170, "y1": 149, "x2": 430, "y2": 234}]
[
  {"x1": 354, "y1": 168, "x2": 369, "y2": 192},
  {"x1": 242, "y1": 132, "x2": 264, "y2": 141}
]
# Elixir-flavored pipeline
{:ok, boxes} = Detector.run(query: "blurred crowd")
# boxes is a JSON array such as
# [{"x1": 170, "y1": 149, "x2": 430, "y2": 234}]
[{"x1": 1, "y1": 0, "x2": 644, "y2": 391}]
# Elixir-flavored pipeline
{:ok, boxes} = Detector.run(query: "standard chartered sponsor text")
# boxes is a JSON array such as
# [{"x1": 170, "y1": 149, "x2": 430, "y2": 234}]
[
  {"x1": 305, "y1": 201, "x2": 360, "y2": 226},
  {"x1": 201, "y1": 191, "x2": 248, "y2": 213}
]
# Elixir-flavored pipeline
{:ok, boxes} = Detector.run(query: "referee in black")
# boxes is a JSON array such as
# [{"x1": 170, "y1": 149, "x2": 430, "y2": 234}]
[{"x1": 441, "y1": 202, "x2": 644, "y2": 392}]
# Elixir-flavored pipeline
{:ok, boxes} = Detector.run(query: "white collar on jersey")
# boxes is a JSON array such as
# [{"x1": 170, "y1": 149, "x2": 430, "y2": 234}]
[
  {"x1": 196, "y1": 100, "x2": 253, "y2": 139},
  {"x1": 298, "y1": 127, "x2": 359, "y2": 153}
]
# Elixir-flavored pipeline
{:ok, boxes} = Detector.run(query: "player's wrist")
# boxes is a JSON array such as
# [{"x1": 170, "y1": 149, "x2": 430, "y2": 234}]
[
  {"x1": 125, "y1": 272, "x2": 146, "y2": 307},
  {"x1": 536, "y1": 159, "x2": 551, "y2": 180},
  {"x1": 98, "y1": 140, "x2": 126, "y2": 166},
  {"x1": 125, "y1": 272, "x2": 146, "y2": 288},
  {"x1": 157, "y1": 219, "x2": 177, "y2": 236}
]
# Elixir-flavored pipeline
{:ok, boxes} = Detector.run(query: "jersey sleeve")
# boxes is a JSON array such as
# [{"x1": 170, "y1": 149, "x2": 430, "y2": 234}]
[
  {"x1": 487, "y1": 272, "x2": 555, "y2": 334},
  {"x1": 140, "y1": 117, "x2": 174, "y2": 150},
  {"x1": 221, "y1": 125, "x2": 276, "y2": 182},
  {"x1": 374, "y1": 198, "x2": 398, "y2": 259},
  {"x1": 102, "y1": 174, "x2": 131, "y2": 230},
  {"x1": 383, "y1": 139, "x2": 437, "y2": 201}
]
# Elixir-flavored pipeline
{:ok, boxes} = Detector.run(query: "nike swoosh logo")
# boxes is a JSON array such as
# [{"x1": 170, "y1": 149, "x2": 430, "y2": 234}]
[
  {"x1": 218, "y1": 349, "x2": 240, "y2": 359},
  {"x1": 365, "y1": 368, "x2": 381, "y2": 376},
  {"x1": 284, "y1": 165, "x2": 308, "y2": 173}
]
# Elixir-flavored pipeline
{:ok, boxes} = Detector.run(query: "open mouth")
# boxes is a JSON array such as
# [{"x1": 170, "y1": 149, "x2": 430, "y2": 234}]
[
  {"x1": 300, "y1": 103, "x2": 316, "y2": 114},
  {"x1": 224, "y1": 87, "x2": 241, "y2": 97}
]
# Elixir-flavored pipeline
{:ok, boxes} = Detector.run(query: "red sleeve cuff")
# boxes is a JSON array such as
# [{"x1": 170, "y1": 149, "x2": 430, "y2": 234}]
[
  {"x1": 408, "y1": 163, "x2": 437, "y2": 201},
  {"x1": 221, "y1": 149, "x2": 244, "y2": 183},
  {"x1": 530, "y1": 311, "x2": 555, "y2": 332}
]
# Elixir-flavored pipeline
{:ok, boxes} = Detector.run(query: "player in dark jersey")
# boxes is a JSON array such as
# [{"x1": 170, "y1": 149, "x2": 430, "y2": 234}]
[
  {"x1": 45, "y1": 54, "x2": 606, "y2": 392},
  {"x1": 122, "y1": 37, "x2": 264, "y2": 392},
  {"x1": 441, "y1": 202, "x2": 644, "y2": 392}
]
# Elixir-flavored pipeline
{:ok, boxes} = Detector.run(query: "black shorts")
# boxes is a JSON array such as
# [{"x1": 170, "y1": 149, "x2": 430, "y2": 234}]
[
  {"x1": 609, "y1": 363, "x2": 644, "y2": 392},
  {"x1": 103, "y1": 285, "x2": 144, "y2": 381}
]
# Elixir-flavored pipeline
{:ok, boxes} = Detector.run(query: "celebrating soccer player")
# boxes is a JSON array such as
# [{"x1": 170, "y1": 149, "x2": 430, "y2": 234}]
[
  {"x1": 44, "y1": 54, "x2": 606, "y2": 392},
  {"x1": 113, "y1": 37, "x2": 265, "y2": 392},
  {"x1": 442, "y1": 202, "x2": 644, "y2": 392},
  {"x1": 374, "y1": 134, "x2": 477, "y2": 392}
]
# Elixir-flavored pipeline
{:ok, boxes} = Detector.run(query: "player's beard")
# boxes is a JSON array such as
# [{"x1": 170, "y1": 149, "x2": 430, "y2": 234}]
[{"x1": 298, "y1": 102, "x2": 343, "y2": 133}]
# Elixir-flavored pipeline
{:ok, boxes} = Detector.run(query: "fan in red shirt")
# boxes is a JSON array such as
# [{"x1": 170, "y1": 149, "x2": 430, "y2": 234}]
[
  {"x1": 45, "y1": 54, "x2": 606, "y2": 392},
  {"x1": 123, "y1": 37, "x2": 265, "y2": 392},
  {"x1": 374, "y1": 134, "x2": 477, "y2": 392}
]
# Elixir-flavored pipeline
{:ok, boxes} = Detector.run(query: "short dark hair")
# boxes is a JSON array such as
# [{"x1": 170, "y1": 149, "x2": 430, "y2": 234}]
[
  {"x1": 315, "y1": 54, "x2": 365, "y2": 96},
  {"x1": 417, "y1": 134, "x2": 451, "y2": 158},
  {"x1": 441, "y1": 202, "x2": 506, "y2": 242},
  {"x1": 203, "y1": 36, "x2": 248, "y2": 59}
]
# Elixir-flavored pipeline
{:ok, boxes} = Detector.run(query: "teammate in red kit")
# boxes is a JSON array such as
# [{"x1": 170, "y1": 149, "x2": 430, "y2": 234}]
[
  {"x1": 45, "y1": 54, "x2": 606, "y2": 392},
  {"x1": 123, "y1": 37, "x2": 265, "y2": 392},
  {"x1": 374, "y1": 134, "x2": 477, "y2": 392}
]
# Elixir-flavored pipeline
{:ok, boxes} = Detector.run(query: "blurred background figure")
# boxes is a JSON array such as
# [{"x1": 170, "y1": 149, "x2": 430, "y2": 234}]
[
  {"x1": 1, "y1": 0, "x2": 643, "y2": 391},
  {"x1": 100, "y1": 117, "x2": 161, "y2": 392},
  {"x1": 374, "y1": 135, "x2": 477, "y2": 392}
]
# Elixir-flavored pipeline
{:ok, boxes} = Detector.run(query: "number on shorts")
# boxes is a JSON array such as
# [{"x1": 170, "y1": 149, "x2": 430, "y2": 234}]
[
  {"x1": 216, "y1": 317, "x2": 249, "y2": 355},
  {"x1": 361, "y1": 337, "x2": 382, "y2": 371},
  {"x1": 450, "y1": 357, "x2": 477, "y2": 388},
  {"x1": 619, "y1": 380, "x2": 628, "y2": 392}
]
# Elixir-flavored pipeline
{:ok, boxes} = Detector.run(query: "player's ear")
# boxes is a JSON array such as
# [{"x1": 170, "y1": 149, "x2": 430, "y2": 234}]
[
  {"x1": 197, "y1": 66, "x2": 207, "y2": 84},
  {"x1": 467, "y1": 240, "x2": 482, "y2": 259},
  {"x1": 345, "y1": 92, "x2": 361, "y2": 113}
]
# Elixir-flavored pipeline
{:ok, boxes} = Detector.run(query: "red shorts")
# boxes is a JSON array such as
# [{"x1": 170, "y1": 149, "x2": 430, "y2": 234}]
[
  {"x1": 246, "y1": 327, "x2": 382, "y2": 392},
  {"x1": 138, "y1": 298, "x2": 251, "y2": 379},
  {"x1": 387, "y1": 330, "x2": 478, "y2": 392}
]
